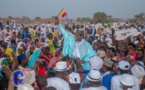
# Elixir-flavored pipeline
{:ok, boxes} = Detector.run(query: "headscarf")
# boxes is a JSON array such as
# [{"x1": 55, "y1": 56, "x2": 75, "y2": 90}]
[
  {"x1": 26, "y1": 45, "x2": 36, "y2": 58},
  {"x1": 16, "y1": 46, "x2": 24, "y2": 56},
  {"x1": 17, "y1": 42, "x2": 25, "y2": 51},
  {"x1": 17, "y1": 54, "x2": 27, "y2": 62},
  {"x1": 46, "y1": 40, "x2": 55, "y2": 54}
]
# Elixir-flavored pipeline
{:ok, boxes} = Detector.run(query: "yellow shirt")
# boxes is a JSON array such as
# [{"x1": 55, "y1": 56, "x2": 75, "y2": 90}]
[
  {"x1": 51, "y1": 31, "x2": 57, "y2": 38},
  {"x1": 29, "y1": 29, "x2": 35, "y2": 39},
  {"x1": 16, "y1": 52, "x2": 20, "y2": 57},
  {"x1": 104, "y1": 27, "x2": 109, "y2": 32},
  {"x1": 5, "y1": 48, "x2": 13, "y2": 61}
]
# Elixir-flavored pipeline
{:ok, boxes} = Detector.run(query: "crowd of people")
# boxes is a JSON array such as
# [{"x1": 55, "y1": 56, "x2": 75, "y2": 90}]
[{"x1": 0, "y1": 17, "x2": 145, "y2": 90}]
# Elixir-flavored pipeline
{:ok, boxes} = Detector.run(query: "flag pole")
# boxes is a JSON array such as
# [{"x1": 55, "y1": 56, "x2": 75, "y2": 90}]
[{"x1": 58, "y1": 9, "x2": 64, "y2": 17}]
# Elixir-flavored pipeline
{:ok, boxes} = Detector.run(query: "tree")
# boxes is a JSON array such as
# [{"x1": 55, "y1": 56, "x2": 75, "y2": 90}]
[
  {"x1": 134, "y1": 13, "x2": 145, "y2": 21},
  {"x1": 8, "y1": 16, "x2": 13, "y2": 18},
  {"x1": 35, "y1": 17, "x2": 41, "y2": 20},
  {"x1": 93, "y1": 12, "x2": 107, "y2": 23},
  {"x1": 76, "y1": 18, "x2": 81, "y2": 22},
  {"x1": 22, "y1": 16, "x2": 30, "y2": 20},
  {"x1": 76, "y1": 17, "x2": 91, "y2": 22}
]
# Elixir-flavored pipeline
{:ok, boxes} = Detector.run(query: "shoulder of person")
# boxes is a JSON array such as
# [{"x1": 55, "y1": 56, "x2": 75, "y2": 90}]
[
  {"x1": 47, "y1": 77, "x2": 68, "y2": 83},
  {"x1": 111, "y1": 75, "x2": 122, "y2": 81}
]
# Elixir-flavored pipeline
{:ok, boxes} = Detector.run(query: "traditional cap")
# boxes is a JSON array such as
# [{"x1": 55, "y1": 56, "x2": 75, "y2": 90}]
[
  {"x1": 131, "y1": 64, "x2": 145, "y2": 79},
  {"x1": 98, "y1": 51, "x2": 106, "y2": 58},
  {"x1": 69, "y1": 72, "x2": 81, "y2": 84},
  {"x1": 103, "y1": 59, "x2": 113, "y2": 68},
  {"x1": 17, "y1": 54, "x2": 27, "y2": 61},
  {"x1": 120, "y1": 74, "x2": 135, "y2": 86},
  {"x1": 54, "y1": 62, "x2": 69, "y2": 72},
  {"x1": 118, "y1": 60, "x2": 130, "y2": 70},
  {"x1": 86, "y1": 70, "x2": 102, "y2": 82},
  {"x1": 95, "y1": 34, "x2": 100, "y2": 37},
  {"x1": 90, "y1": 56, "x2": 103, "y2": 70},
  {"x1": 134, "y1": 40, "x2": 139, "y2": 45},
  {"x1": 6, "y1": 25, "x2": 10, "y2": 28},
  {"x1": 76, "y1": 29, "x2": 84, "y2": 35}
]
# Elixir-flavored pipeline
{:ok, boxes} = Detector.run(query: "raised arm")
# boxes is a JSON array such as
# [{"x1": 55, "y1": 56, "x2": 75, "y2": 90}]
[{"x1": 55, "y1": 17, "x2": 71, "y2": 38}]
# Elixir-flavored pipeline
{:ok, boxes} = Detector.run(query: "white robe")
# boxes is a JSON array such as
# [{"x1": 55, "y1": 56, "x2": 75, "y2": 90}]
[
  {"x1": 47, "y1": 77, "x2": 70, "y2": 90},
  {"x1": 81, "y1": 86, "x2": 107, "y2": 90}
]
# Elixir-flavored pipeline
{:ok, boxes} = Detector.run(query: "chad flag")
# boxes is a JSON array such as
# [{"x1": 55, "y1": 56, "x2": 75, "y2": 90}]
[{"x1": 59, "y1": 9, "x2": 67, "y2": 19}]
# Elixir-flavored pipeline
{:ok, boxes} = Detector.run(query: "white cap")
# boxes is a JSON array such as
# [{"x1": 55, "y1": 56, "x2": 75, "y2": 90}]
[
  {"x1": 12, "y1": 20, "x2": 15, "y2": 22},
  {"x1": 106, "y1": 30, "x2": 112, "y2": 34},
  {"x1": 91, "y1": 24, "x2": 95, "y2": 27},
  {"x1": 6, "y1": 25, "x2": 9, "y2": 28},
  {"x1": 133, "y1": 40, "x2": 139, "y2": 45},
  {"x1": 69, "y1": 72, "x2": 81, "y2": 84},
  {"x1": 18, "y1": 84, "x2": 34, "y2": 90},
  {"x1": 95, "y1": 34, "x2": 100, "y2": 37},
  {"x1": 87, "y1": 70, "x2": 102, "y2": 82},
  {"x1": 54, "y1": 62, "x2": 69, "y2": 72},
  {"x1": 90, "y1": 56, "x2": 103, "y2": 70},
  {"x1": 120, "y1": 74, "x2": 135, "y2": 86},
  {"x1": 98, "y1": 51, "x2": 106, "y2": 58},
  {"x1": 131, "y1": 64, "x2": 145, "y2": 79},
  {"x1": 118, "y1": 61, "x2": 130, "y2": 70}
]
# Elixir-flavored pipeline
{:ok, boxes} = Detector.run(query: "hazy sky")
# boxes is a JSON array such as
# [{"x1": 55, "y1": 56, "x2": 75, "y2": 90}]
[{"x1": 0, "y1": 0, "x2": 145, "y2": 19}]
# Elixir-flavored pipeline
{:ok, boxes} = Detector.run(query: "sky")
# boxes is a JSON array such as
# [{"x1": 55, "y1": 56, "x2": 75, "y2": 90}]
[{"x1": 0, "y1": 0, "x2": 145, "y2": 19}]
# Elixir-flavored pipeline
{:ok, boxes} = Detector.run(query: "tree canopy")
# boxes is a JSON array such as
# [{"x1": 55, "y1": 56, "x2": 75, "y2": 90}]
[
  {"x1": 93, "y1": 12, "x2": 107, "y2": 23},
  {"x1": 35, "y1": 17, "x2": 41, "y2": 20}
]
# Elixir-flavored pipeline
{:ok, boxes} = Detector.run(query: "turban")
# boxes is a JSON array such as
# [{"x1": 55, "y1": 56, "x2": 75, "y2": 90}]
[{"x1": 17, "y1": 54, "x2": 27, "y2": 61}]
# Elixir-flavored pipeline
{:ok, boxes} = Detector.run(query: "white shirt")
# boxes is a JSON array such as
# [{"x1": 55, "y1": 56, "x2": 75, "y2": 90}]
[
  {"x1": 73, "y1": 39, "x2": 84, "y2": 59},
  {"x1": 81, "y1": 86, "x2": 107, "y2": 90},
  {"x1": 113, "y1": 22, "x2": 117, "y2": 29},
  {"x1": 105, "y1": 37, "x2": 113, "y2": 45},
  {"x1": 111, "y1": 75, "x2": 139, "y2": 90},
  {"x1": 47, "y1": 77, "x2": 70, "y2": 90},
  {"x1": 41, "y1": 28, "x2": 46, "y2": 38},
  {"x1": 0, "y1": 31, "x2": 3, "y2": 40},
  {"x1": 95, "y1": 24, "x2": 99, "y2": 32},
  {"x1": 98, "y1": 23, "x2": 103, "y2": 29}
]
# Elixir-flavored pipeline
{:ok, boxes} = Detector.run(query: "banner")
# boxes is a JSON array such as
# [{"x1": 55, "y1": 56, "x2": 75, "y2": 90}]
[{"x1": 115, "y1": 28, "x2": 141, "y2": 40}]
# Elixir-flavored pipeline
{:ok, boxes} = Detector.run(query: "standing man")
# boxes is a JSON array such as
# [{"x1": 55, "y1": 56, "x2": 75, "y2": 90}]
[
  {"x1": 0, "y1": 21, "x2": 3, "y2": 31},
  {"x1": 10, "y1": 20, "x2": 17, "y2": 30},
  {"x1": 47, "y1": 62, "x2": 70, "y2": 90},
  {"x1": 4, "y1": 26, "x2": 12, "y2": 39},
  {"x1": 81, "y1": 70, "x2": 107, "y2": 90},
  {"x1": 22, "y1": 27, "x2": 31, "y2": 40},
  {"x1": 55, "y1": 17, "x2": 96, "y2": 73}
]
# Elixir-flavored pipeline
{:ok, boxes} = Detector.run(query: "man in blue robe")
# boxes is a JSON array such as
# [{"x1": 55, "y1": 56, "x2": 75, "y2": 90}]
[{"x1": 55, "y1": 17, "x2": 96, "y2": 73}]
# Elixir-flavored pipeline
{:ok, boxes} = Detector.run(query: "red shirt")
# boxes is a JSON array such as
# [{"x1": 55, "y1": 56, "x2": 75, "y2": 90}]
[
  {"x1": 131, "y1": 52, "x2": 137, "y2": 60},
  {"x1": 38, "y1": 67, "x2": 48, "y2": 78}
]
